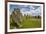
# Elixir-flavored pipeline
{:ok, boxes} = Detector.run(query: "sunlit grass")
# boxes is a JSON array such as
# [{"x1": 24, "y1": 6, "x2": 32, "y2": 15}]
[
  {"x1": 20, "y1": 18, "x2": 41, "y2": 28},
  {"x1": 10, "y1": 16, "x2": 41, "y2": 29}
]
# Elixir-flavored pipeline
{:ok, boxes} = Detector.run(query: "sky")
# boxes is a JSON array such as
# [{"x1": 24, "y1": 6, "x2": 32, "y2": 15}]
[{"x1": 10, "y1": 4, "x2": 41, "y2": 16}]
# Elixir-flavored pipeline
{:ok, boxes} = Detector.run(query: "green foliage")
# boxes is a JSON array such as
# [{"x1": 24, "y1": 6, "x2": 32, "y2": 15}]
[
  {"x1": 10, "y1": 15, "x2": 15, "y2": 29},
  {"x1": 10, "y1": 8, "x2": 23, "y2": 29}
]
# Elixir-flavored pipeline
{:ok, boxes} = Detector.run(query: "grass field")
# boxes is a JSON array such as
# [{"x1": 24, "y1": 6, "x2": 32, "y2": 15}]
[
  {"x1": 20, "y1": 18, "x2": 41, "y2": 28},
  {"x1": 10, "y1": 16, "x2": 41, "y2": 29}
]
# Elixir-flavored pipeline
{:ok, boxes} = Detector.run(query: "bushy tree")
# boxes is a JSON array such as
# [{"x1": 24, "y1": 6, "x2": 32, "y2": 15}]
[{"x1": 10, "y1": 8, "x2": 23, "y2": 28}]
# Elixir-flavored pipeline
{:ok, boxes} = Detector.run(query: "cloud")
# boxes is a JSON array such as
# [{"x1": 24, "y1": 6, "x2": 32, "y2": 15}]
[
  {"x1": 30, "y1": 6, "x2": 41, "y2": 16},
  {"x1": 10, "y1": 5, "x2": 41, "y2": 16}
]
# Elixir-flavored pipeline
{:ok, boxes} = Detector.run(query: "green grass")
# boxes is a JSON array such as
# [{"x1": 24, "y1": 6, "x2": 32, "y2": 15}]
[
  {"x1": 10, "y1": 16, "x2": 41, "y2": 29},
  {"x1": 20, "y1": 18, "x2": 41, "y2": 28}
]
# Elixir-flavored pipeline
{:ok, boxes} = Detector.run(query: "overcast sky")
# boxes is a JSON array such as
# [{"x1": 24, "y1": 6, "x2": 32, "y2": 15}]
[{"x1": 10, "y1": 4, "x2": 41, "y2": 16}]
